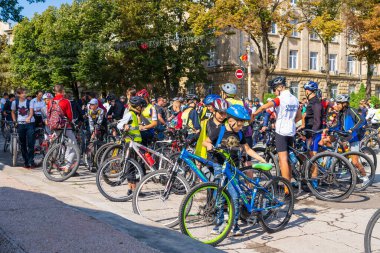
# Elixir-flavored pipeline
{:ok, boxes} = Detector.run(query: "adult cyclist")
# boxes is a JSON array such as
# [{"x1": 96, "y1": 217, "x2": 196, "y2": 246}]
[
  {"x1": 252, "y1": 76, "x2": 302, "y2": 186},
  {"x1": 136, "y1": 89, "x2": 157, "y2": 147}
]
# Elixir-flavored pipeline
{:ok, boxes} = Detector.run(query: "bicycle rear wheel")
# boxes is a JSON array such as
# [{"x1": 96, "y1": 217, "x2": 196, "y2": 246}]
[
  {"x1": 179, "y1": 182, "x2": 234, "y2": 246},
  {"x1": 252, "y1": 147, "x2": 280, "y2": 176},
  {"x1": 361, "y1": 146, "x2": 377, "y2": 168},
  {"x1": 132, "y1": 169, "x2": 190, "y2": 227},
  {"x1": 94, "y1": 142, "x2": 115, "y2": 170},
  {"x1": 96, "y1": 157, "x2": 144, "y2": 202},
  {"x1": 11, "y1": 136, "x2": 18, "y2": 167},
  {"x1": 258, "y1": 177, "x2": 294, "y2": 233},
  {"x1": 305, "y1": 152, "x2": 356, "y2": 202},
  {"x1": 342, "y1": 151, "x2": 375, "y2": 191},
  {"x1": 365, "y1": 209, "x2": 380, "y2": 253},
  {"x1": 100, "y1": 143, "x2": 124, "y2": 166},
  {"x1": 42, "y1": 142, "x2": 80, "y2": 182},
  {"x1": 364, "y1": 137, "x2": 380, "y2": 152}
]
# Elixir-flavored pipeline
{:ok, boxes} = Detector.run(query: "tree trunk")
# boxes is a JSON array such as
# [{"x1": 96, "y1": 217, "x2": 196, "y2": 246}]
[
  {"x1": 366, "y1": 62, "x2": 374, "y2": 99},
  {"x1": 324, "y1": 43, "x2": 331, "y2": 98},
  {"x1": 71, "y1": 82, "x2": 79, "y2": 101},
  {"x1": 258, "y1": 68, "x2": 268, "y2": 100}
]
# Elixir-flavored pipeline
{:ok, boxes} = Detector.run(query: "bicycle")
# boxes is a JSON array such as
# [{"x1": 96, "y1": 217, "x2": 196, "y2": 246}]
[
  {"x1": 132, "y1": 144, "x2": 273, "y2": 228},
  {"x1": 2, "y1": 120, "x2": 12, "y2": 152},
  {"x1": 42, "y1": 120, "x2": 81, "y2": 182},
  {"x1": 364, "y1": 209, "x2": 380, "y2": 253},
  {"x1": 83, "y1": 125, "x2": 106, "y2": 172},
  {"x1": 96, "y1": 134, "x2": 174, "y2": 202},
  {"x1": 9, "y1": 122, "x2": 20, "y2": 166},
  {"x1": 178, "y1": 147, "x2": 293, "y2": 246}
]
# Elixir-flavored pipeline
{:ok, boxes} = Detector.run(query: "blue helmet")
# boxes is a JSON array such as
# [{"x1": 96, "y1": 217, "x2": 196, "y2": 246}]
[
  {"x1": 304, "y1": 81, "x2": 319, "y2": 91},
  {"x1": 203, "y1": 94, "x2": 221, "y2": 105},
  {"x1": 226, "y1": 104, "x2": 251, "y2": 121}
]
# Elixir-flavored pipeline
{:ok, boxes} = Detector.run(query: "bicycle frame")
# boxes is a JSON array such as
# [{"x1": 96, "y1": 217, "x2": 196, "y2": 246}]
[{"x1": 220, "y1": 161, "x2": 284, "y2": 213}]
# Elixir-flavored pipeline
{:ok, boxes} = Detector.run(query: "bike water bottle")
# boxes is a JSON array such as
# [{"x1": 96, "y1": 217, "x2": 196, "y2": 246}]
[
  {"x1": 144, "y1": 153, "x2": 155, "y2": 166},
  {"x1": 289, "y1": 150, "x2": 297, "y2": 165},
  {"x1": 201, "y1": 166, "x2": 214, "y2": 181}
]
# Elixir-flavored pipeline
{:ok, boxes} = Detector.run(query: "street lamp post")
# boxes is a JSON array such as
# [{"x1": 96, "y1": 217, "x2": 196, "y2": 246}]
[{"x1": 247, "y1": 45, "x2": 252, "y2": 100}]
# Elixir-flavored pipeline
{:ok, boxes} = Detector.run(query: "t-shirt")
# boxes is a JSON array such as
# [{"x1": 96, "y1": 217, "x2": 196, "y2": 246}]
[
  {"x1": 155, "y1": 105, "x2": 167, "y2": 124},
  {"x1": 272, "y1": 90, "x2": 299, "y2": 136},
  {"x1": 0, "y1": 98, "x2": 6, "y2": 111},
  {"x1": 31, "y1": 98, "x2": 46, "y2": 116},
  {"x1": 11, "y1": 100, "x2": 35, "y2": 123}
]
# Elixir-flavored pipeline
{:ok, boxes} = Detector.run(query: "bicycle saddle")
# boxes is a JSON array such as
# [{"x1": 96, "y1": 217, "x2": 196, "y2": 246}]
[{"x1": 252, "y1": 163, "x2": 273, "y2": 171}]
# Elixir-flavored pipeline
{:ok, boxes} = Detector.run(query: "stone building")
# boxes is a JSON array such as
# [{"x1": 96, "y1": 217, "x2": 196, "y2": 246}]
[
  {"x1": 204, "y1": 26, "x2": 380, "y2": 100},
  {"x1": 0, "y1": 22, "x2": 14, "y2": 45}
]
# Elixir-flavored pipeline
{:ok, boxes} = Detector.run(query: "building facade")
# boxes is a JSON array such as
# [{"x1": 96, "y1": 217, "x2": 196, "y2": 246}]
[
  {"x1": 0, "y1": 22, "x2": 13, "y2": 45},
  {"x1": 205, "y1": 26, "x2": 380, "y2": 100}
]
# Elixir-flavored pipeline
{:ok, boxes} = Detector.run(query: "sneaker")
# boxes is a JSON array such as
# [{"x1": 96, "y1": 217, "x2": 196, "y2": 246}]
[
  {"x1": 291, "y1": 181, "x2": 299, "y2": 188},
  {"x1": 59, "y1": 165, "x2": 71, "y2": 173},
  {"x1": 127, "y1": 189, "x2": 133, "y2": 196},
  {"x1": 231, "y1": 228, "x2": 243, "y2": 236},
  {"x1": 210, "y1": 227, "x2": 221, "y2": 235},
  {"x1": 360, "y1": 176, "x2": 370, "y2": 186}
]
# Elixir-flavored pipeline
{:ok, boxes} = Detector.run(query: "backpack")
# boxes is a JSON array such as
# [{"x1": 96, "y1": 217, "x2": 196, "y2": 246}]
[
  {"x1": 47, "y1": 99, "x2": 67, "y2": 130},
  {"x1": 215, "y1": 125, "x2": 243, "y2": 147}
]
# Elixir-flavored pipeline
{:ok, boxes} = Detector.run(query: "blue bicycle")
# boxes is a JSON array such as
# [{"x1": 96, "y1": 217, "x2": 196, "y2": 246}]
[
  {"x1": 178, "y1": 147, "x2": 294, "y2": 246},
  {"x1": 132, "y1": 147, "x2": 272, "y2": 228}
]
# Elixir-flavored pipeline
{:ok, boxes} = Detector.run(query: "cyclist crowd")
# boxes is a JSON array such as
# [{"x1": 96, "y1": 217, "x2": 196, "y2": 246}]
[{"x1": 0, "y1": 77, "x2": 376, "y2": 238}]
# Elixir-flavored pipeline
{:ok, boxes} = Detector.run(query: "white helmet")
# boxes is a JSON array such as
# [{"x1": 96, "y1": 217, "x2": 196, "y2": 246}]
[
  {"x1": 42, "y1": 93, "x2": 53, "y2": 99},
  {"x1": 221, "y1": 83, "x2": 237, "y2": 96},
  {"x1": 335, "y1": 94, "x2": 350, "y2": 103}
]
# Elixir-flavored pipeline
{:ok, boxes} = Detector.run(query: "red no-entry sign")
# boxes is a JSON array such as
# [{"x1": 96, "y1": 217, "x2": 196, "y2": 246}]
[{"x1": 235, "y1": 69, "x2": 244, "y2": 79}]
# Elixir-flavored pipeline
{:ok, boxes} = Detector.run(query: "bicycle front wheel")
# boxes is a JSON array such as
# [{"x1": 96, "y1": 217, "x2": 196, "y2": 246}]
[
  {"x1": 305, "y1": 152, "x2": 356, "y2": 202},
  {"x1": 179, "y1": 182, "x2": 234, "y2": 246},
  {"x1": 42, "y1": 142, "x2": 80, "y2": 182},
  {"x1": 132, "y1": 169, "x2": 190, "y2": 228},
  {"x1": 96, "y1": 157, "x2": 144, "y2": 202},
  {"x1": 11, "y1": 136, "x2": 17, "y2": 167},
  {"x1": 365, "y1": 209, "x2": 380, "y2": 253}
]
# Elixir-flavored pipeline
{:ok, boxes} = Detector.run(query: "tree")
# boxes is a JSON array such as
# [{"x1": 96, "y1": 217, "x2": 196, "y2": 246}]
[
  {"x1": 188, "y1": 0, "x2": 298, "y2": 99},
  {"x1": 345, "y1": 0, "x2": 380, "y2": 98},
  {"x1": 0, "y1": 0, "x2": 45, "y2": 22},
  {"x1": 0, "y1": 35, "x2": 13, "y2": 92},
  {"x1": 298, "y1": 0, "x2": 343, "y2": 97}
]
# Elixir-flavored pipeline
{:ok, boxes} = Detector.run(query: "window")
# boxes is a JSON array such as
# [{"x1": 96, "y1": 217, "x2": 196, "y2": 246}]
[
  {"x1": 329, "y1": 54, "x2": 337, "y2": 72},
  {"x1": 290, "y1": 20, "x2": 298, "y2": 37},
  {"x1": 207, "y1": 49, "x2": 216, "y2": 67},
  {"x1": 309, "y1": 52, "x2": 318, "y2": 70},
  {"x1": 269, "y1": 47, "x2": 276, "y2": 65},
  {"x1": 331, "y1": 84, "x2": 338, "y2": 98},
  {"x1": 348, "y1": 33, "x2": 355, "y2": 45},
  {"x1": 290, "y1": 82, "x2": 299, "y2": 97},
  {"x1": 270, "y1": 23, "x2": 277, "y2": 34},
  {"x1": 347, "y1": 56, "x2": 355, "y2": 74},
  {"x1": 188, "y1": 83, "x2": 195, "y2": 94},
  {"x1": 349, "y1": 85, "x2": 355, "y2": 94},
  {"x1": 331, "y1": 35, "x2": 338, "y2": 43},
  {"x1": 289, "y1": 50, "x2": 298, "y2": 69},
  {"x1": 290, "y1": 0, "x2": 297, "y2": 5},
  {"x1": 310, "y1": 31, "x2": 319, "y2": 40},
  {"x1": 376, "y1": 86, "x2": 380, "y2": 99}
]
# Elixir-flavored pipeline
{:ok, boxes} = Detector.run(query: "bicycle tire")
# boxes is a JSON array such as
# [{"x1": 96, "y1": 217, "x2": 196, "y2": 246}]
[
  {"x1": 252, "y1": 147, "x2": 280, "y2": 176},
  {"x1": 305, "y1": 152, "x2": 356, "y2": 202},
  {"x1": 258, "y1": 176, "x2": 294, "y2": 233},
  {"x1": 96, "y1": 157, "x2": 144, "y2": 202},
  {"x1": 178, "y1": 182, "x2": 234, "y2": 246},
  {"x1": 132, "y1": 169, "x2": 190, "y2": 228},
  {"x1": 364, "y1": 209, "x2": 380, "y2": 253},
  {"x1": 167, "y1": 152, "x2": 197, "y2": 187},
  {"x1": 361, "y1": 146, "x2": 377, "y2": 169},
  {"x1": 364, "y1": 137, "x2": 380, "y2": 151},
  {"x1": 42, "y1": 142, "x2": 81, "y2": 182},
  {"x1": 100, "y1": 143, "x2": 124, "y2": 166},
  {"x1": 342, "y1": 151, "x2": 375, "y2": 192},
  {"x1": 12, "y1": 136, "x2": 17, "y2": 167},
  {"x1": 94, "y1": 142, "x2": 115, "y2": 170}
]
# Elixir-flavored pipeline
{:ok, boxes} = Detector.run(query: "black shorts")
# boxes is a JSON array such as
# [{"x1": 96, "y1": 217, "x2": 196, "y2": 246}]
[{"x1": 275, "y1": 133, "x2": 294, "y2": 153}]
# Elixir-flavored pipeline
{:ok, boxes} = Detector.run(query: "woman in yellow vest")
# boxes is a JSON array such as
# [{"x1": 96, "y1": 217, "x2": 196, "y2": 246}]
[
  {"x1": 136, "y1": 89, "x2": 158, "y2": 146},
  {"x1": 116, "y1": 96, "x2": 146, "y2": 195}
]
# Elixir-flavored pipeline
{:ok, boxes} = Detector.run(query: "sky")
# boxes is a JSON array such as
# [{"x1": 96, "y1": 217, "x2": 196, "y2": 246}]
[{"x1": 19, "y1": 0, "x2": 73, "y2": 19}]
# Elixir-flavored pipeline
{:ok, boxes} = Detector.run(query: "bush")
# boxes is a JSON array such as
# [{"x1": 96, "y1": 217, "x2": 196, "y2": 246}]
[
  {"x1": 264, "y1": 93, "x2": 276, "y2": 102},
  {"x1": 350, "y1": 84, "x2": 366, "y2": 108}
]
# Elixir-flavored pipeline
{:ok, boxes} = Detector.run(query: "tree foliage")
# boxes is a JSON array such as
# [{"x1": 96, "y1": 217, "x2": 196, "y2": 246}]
[
  {"x1": 0, "y1": 35, "x2": 12, "y2": 92},
  {"x1": 0, "y1": 0, "x2": 45, "y2": 22},
  {"x1": 188, "y1": 0, "x2": 298, "y2": 99},
  {"x1": 345, "y1": 0, "x2": 380, "y2": 98},
  {"x1": 9, "y1": 0, "x2": 211, "y2": 97}
]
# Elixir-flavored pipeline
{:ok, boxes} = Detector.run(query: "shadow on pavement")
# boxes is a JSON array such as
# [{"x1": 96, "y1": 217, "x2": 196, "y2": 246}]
[{"x1": 0, "y1": 187, "x2": 222, "y2": 253}]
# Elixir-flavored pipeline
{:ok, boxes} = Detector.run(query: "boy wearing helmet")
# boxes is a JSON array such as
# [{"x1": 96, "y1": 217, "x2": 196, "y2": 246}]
[
  {"x1": 201, "y1": 94, "x2": 221, "y2": 122},
  {"x1": 136, "y1": 89, "x2": 158, "y2": 146},
  {"x1": 333, "y1": 94, "x2": 368, "y2": 185},
  {"x1": 203, "y1": 104, "x2": 266, "y2": 236},
  {"x1": 181, "y1": 94, "x2": 201, "y2": 139},
  {"x1": 252, "y1": 76, "x2": 302, "y2": 184},
  {"x1": 117, "y1": 96, "x2": 146, "y2": 195}
]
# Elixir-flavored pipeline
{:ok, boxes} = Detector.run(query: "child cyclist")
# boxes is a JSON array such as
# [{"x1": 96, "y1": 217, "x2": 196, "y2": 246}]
[{"x1": 203, "y1": 104, "x2": 266, "y2": 236}]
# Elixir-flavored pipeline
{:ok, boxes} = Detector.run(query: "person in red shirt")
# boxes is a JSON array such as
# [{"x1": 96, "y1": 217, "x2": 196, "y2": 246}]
[{"x1": 48, "y1": 84, "x2": 77, "y2": 172}]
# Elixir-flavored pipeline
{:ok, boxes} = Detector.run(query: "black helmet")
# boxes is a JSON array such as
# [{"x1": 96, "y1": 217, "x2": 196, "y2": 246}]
[
  {"x1": 107, "y1": 94, "x2": 116, "y2": 101},
  {"x1": 186, "y1": 94, "x2": 199, "y2": 102},
  {"x1": 269, "y1": 76, "x2": 286, "y2": 90},
  {"x1": 129, "y1": 96, "x2": 146, "y2": 107}
]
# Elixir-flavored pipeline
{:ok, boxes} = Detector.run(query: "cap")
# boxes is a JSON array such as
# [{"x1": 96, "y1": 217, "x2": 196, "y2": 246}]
[{"x1": 89, "y1": 98, "x2": 98, "y2": 105}]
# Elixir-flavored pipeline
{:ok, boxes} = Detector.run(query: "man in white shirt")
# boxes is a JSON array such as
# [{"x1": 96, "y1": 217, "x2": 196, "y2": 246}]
[
  {"x1": 11, "y1": 88, "x2": 35, "y2": 168},
  {"x1": 252, "y1": 77, "x2": 302, "y2": 185},
  {"x1": 30, "y1": 91, "x2": 46, "y2": 127}
]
